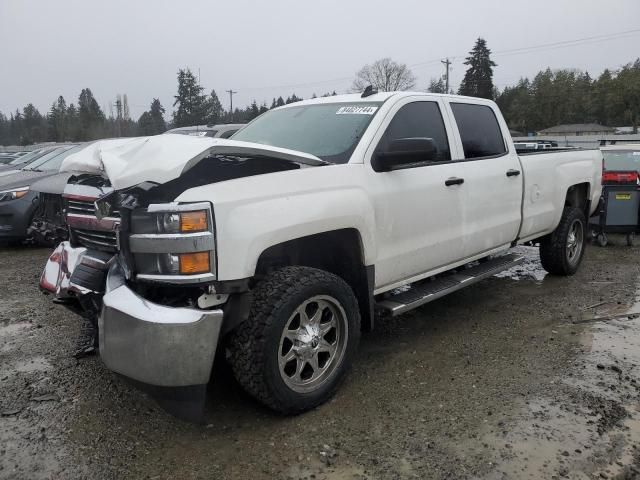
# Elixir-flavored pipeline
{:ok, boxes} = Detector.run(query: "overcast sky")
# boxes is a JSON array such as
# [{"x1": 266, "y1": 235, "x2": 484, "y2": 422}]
[{"x1": 1, "y1": 0, "x2": 639, "y2": 120}]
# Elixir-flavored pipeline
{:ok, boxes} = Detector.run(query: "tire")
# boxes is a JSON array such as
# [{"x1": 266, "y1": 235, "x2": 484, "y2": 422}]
[
  {"x1": 597, "y1": 233, "x2": 608, "y2": 248},
  {"x1": 539, "y1": 207, "x2": 587, "y2": 276},
  {"x1": 227, "y1": 266, "x2": 361, "y2": 414},
  {"x1": 627, "y1": 232, "x2": 636, "y2": 247}
]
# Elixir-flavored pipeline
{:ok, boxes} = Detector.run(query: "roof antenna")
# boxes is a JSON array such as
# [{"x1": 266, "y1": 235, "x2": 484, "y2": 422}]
[{"x1": 361, "y1": 85, "x2": 378, "y2": 98}]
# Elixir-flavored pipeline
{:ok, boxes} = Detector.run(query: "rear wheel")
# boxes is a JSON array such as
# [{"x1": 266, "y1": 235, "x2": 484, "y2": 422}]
[
  {"x1": 540, "y1": 207, "x2": 587, "y2": 275},
  {"x1": 228, "y1": 266, "x2": 360, "y2": 414}
]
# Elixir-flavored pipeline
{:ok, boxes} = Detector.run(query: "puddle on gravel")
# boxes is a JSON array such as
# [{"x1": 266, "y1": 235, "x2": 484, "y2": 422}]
[
  {"x1": 467, "y1": 280, "x2": 640, "y2": 479},
  {"x1": 0, "y1": 321, "x2": 31, "y2": 337},
  {"x1": 12, "y1": 356, "x2": 51, "y2": 374}
]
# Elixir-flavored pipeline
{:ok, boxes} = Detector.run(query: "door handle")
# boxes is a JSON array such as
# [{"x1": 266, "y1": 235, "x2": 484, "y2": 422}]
[
  {"x1": 445, "y1": 177, "x2": 464, "y2": 186},
  {"x1": 506, "y1": 169, "x2": 521, "y2": 177}
]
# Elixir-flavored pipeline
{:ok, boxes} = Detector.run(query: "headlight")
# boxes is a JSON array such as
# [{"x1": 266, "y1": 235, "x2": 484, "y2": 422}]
[
  {"x1": 0, "y1": 187, "x2": 29, "y2": 202},
  {"x1": 131, "y1": 209, "x2": 209, "y2": 234},
  {"x1": 128, "y1": 202, "x2": 216, "y2": 284}
]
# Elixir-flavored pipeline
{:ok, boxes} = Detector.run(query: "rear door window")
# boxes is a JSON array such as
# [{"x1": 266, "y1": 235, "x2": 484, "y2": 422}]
[{"x1": 450, "y1": 103, "x2": 507, "y2": 159}]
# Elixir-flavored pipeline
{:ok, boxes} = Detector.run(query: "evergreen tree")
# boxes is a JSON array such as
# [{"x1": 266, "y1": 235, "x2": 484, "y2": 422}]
[
  {"x1": 172, "y1": 68, "x2": 209, "y2": 127},
  {"x1": 276, "y1": 96, "x2": 285, "y2": 107},
  {"x1": 138, "y1": 98, "x2": 167, "y2": 135},
  {"x1": 0, "y1": 112, "x2": 10, "y2": 145},
  {"x1": 66, "y1": 103, "x2": 81, "y2": 141},
  {"x1": 247, "y1": 100, "x2": 260, "y2": 121},
  {"x1": 78, "y1": 88, "x2": 106, "y2": 140},
  {"x1": 458, "y1": 38, "x2": 497, "y2": 99},
  {"x1": 22, "y1": 104, "x2": 46, "y2": 144},
  {"x1": 616, "y1": 59, "x2": 640, "y2": 132},
  {"x1": 206, "y1": 89, "x2": 224, "y2": 125},
  {"x1": 48, "y1": 96, "x2": 67, "y2": 142},
  {"x1": 427, "y1": 78, "x2": 446, "y2": 93}
]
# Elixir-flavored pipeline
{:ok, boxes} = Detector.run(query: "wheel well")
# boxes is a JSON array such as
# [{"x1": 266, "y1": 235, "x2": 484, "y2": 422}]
[
  {"x1": 255, "y1": 229, "x2": 375, "y2": 332},
  {"x1": 565, "y1": 183, "x2": 590, "y2": 216}
]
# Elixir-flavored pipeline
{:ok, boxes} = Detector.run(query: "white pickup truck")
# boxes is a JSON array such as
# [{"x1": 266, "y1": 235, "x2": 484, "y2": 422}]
[{"x1": 40, "y1": 91, "x2": 603, "y2": 420}]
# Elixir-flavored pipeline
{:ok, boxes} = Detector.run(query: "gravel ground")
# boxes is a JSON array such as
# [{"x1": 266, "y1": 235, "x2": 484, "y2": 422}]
[{"x1": 1, "y1": 240, "x2": 640, "y2": 480}]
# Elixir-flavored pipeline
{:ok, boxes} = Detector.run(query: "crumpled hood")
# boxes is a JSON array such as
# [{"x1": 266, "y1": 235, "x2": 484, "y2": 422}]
[{"x1": 60, "y1": 135, "x2": 325, "y2": 190}]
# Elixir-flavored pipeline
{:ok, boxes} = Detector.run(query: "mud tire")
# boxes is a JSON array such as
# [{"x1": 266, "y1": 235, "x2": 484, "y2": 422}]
[
  {"x1": 227, "y1": 266, "x2": 360, "y2": 414},
  {"x1": 540, "y1": 207, "x2": 587, "y2": 276}
]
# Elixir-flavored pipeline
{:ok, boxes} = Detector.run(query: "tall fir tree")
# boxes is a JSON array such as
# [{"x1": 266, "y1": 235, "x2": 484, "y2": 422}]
[
  {"x1": 138, "y1": 98, "x2": 167, "y2": 135},
  {"x1": 48, "y1": 96, "x2": 67, "y2": 142},
  {"x1": 458, "y1": 38, "x2": 497, "y2": 99},
  {"x1": 206, "y1": 89, "x2": 224, "y2": 125},
  {"x1": 172, "y1": 68, "x2": 209, "y2": 127},
  {"x1": 78, "y1": 88, "x2": 106, "y2": 140}
]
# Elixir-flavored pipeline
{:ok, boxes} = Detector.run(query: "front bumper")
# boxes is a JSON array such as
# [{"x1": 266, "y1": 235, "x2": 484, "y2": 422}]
[
  {"x1": 100, "y1": 263, "x2": 223, "y2": 387},
  {"x1": 41, "y1": 242, "x2": 224, "y2": 388}
]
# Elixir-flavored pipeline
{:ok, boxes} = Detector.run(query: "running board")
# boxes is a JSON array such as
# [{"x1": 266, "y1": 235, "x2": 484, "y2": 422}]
[{"x1": 376, "y1": 254, "x2": 525, "y2": 316}]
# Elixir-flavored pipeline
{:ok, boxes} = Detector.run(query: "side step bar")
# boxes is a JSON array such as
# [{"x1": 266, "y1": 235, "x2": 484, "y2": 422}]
[{"x1": 376, "y1": 254, "x2": 525, "y2": 316}]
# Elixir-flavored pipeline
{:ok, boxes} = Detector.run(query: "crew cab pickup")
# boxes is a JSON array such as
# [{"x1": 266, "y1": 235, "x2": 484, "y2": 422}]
[{"x1": 40, "y1": 91, "x2": 603, "y2": 420}]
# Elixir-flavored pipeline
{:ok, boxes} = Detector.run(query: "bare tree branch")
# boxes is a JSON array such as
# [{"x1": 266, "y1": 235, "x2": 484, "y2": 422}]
[{"x1": 352, "y1": 58, "x2": 416, "y2": 92}]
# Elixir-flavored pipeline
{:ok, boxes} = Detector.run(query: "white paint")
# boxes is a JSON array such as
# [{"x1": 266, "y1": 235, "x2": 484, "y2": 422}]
[
  {"x1": 58, "y1": 92, "x2": 602, "y2": 294},
  {"x1": 180, "y1": 93, "x2": 602, "y2": 293}
]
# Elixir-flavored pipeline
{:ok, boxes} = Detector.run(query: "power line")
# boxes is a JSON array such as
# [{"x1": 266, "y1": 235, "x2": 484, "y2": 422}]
[{"x1": 235, "y1": 27, "x2": 640, "y2": 93}]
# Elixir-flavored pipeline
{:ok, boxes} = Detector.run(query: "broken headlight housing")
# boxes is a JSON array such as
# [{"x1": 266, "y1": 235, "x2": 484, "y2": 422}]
[
  {"x1": 128, "y1": 202, "x2": 216, "y2": 284},
  {"x1": 0, "y1": 186, "x2": 29, "y2": 202}
]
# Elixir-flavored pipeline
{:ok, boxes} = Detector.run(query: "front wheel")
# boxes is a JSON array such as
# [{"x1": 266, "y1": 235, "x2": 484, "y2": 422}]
[
  {"x1": 227, "y1": 266, "x2": 360, "y2": 414},
  {"x1": 539, "y1": 207, "x2": 587, "y2": 275}
]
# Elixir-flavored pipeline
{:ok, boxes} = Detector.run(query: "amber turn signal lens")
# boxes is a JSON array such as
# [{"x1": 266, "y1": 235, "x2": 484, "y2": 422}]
[
  {"x1": 179, "y1": 252, "x2": 210, "y2": 274},
  {"x1": 180, "y1": 210, "x2": 208, "y2": 232},
  {"x1": 15, "y1": 190, "x2": 28, "y2": 199}
]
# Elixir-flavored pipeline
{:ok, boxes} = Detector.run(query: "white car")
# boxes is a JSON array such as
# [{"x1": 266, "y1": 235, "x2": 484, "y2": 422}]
[{"x1": 40, "y1": 91, "x2": 602, "y2": 420}]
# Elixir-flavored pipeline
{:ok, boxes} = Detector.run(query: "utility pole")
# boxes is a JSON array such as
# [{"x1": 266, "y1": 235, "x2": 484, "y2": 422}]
[
  {"x1": 226, "y1": 89, "x2": 237, "y2": 119},
  {"x1": 441, "y1": 58, "x2": 451, "y2": 93}
]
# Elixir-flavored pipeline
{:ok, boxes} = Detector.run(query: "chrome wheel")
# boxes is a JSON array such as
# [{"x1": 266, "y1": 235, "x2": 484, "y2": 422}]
[
  {"x1": 566, "y1": 219, "x2": 584, "y2": 264},
  {"x1": 278, "y1": 295, "x2": 348, "y2": 393}
]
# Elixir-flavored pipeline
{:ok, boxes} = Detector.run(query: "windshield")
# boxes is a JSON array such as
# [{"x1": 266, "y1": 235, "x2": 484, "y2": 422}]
[
  {"x1": 231, "y1": 102, "x2": 382, "y2": 164},
  {"x1": 8, "y1": 148, "x2": 52, "y2": 166},
  {"x1": 25, "y1": 145, "x2": 80, "y2": 171},
  {"x1": 603, "y1": 150, "x2": 640, "y2": 171}
]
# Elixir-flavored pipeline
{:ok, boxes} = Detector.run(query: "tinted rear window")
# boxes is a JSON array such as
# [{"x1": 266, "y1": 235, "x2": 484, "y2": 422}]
[{"x1": 451, "y1": 103, "x2": 506, "y2": 159}]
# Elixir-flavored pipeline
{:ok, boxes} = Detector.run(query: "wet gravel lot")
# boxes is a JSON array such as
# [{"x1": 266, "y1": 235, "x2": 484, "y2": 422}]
[{"x1": 1, "y1": 241, "x2": 640, "y2": 480}]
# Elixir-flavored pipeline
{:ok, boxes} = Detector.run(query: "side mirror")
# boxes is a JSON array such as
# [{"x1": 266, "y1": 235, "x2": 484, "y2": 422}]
[{"x1": 372, "y1": 137, "x2": 438, "y2": 172}]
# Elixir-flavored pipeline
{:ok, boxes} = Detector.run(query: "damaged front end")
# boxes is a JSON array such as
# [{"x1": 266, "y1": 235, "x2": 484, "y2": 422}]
[{"x1": 40, "y1": 174, "x2": 226, "y2": 421}]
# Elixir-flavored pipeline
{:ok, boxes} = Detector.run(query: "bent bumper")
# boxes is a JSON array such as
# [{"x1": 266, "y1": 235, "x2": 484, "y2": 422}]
[
  {"x1": 100, "y1": 263, "x2": 224, "y2": 387},
  {"x1": 42, "y1": 243, "x2": 224, "y2": 388}
]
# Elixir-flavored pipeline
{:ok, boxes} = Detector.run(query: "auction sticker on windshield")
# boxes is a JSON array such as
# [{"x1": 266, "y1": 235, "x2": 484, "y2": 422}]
[{"x1": 336, "y1": 106, "x2": 378, "y2": 115}]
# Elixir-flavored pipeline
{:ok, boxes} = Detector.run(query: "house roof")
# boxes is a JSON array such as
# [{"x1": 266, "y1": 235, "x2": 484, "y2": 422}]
[{"x1": 538, "y1": 123, "x2": 616, "y2": 134}]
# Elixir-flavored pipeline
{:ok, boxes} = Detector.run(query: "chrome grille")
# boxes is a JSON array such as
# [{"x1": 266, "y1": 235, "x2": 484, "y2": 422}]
[
  {"x1": 73, "y1": 228, "x2": 118, "y2": 252},
  {"x1": 67, "y1": 199, "x2": 120, "y2": 218}
]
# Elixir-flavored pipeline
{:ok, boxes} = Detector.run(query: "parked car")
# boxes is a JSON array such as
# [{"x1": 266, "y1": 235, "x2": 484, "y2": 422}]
[
  {"x1": 40, "y1": 92, "x2": 602, "y2": 420},
  {"x1": 164, "y1": 123, "x2": 245, "y2": 138},
  {"x1": 0, "y1": 145, "x2": 82, "y2": 243},
  {"x1": 0, "y1": 146, "x2": 61, "y2": 173},
  {"x1": 0, "y1": 153, "x2": 19, "y2": 164}
]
